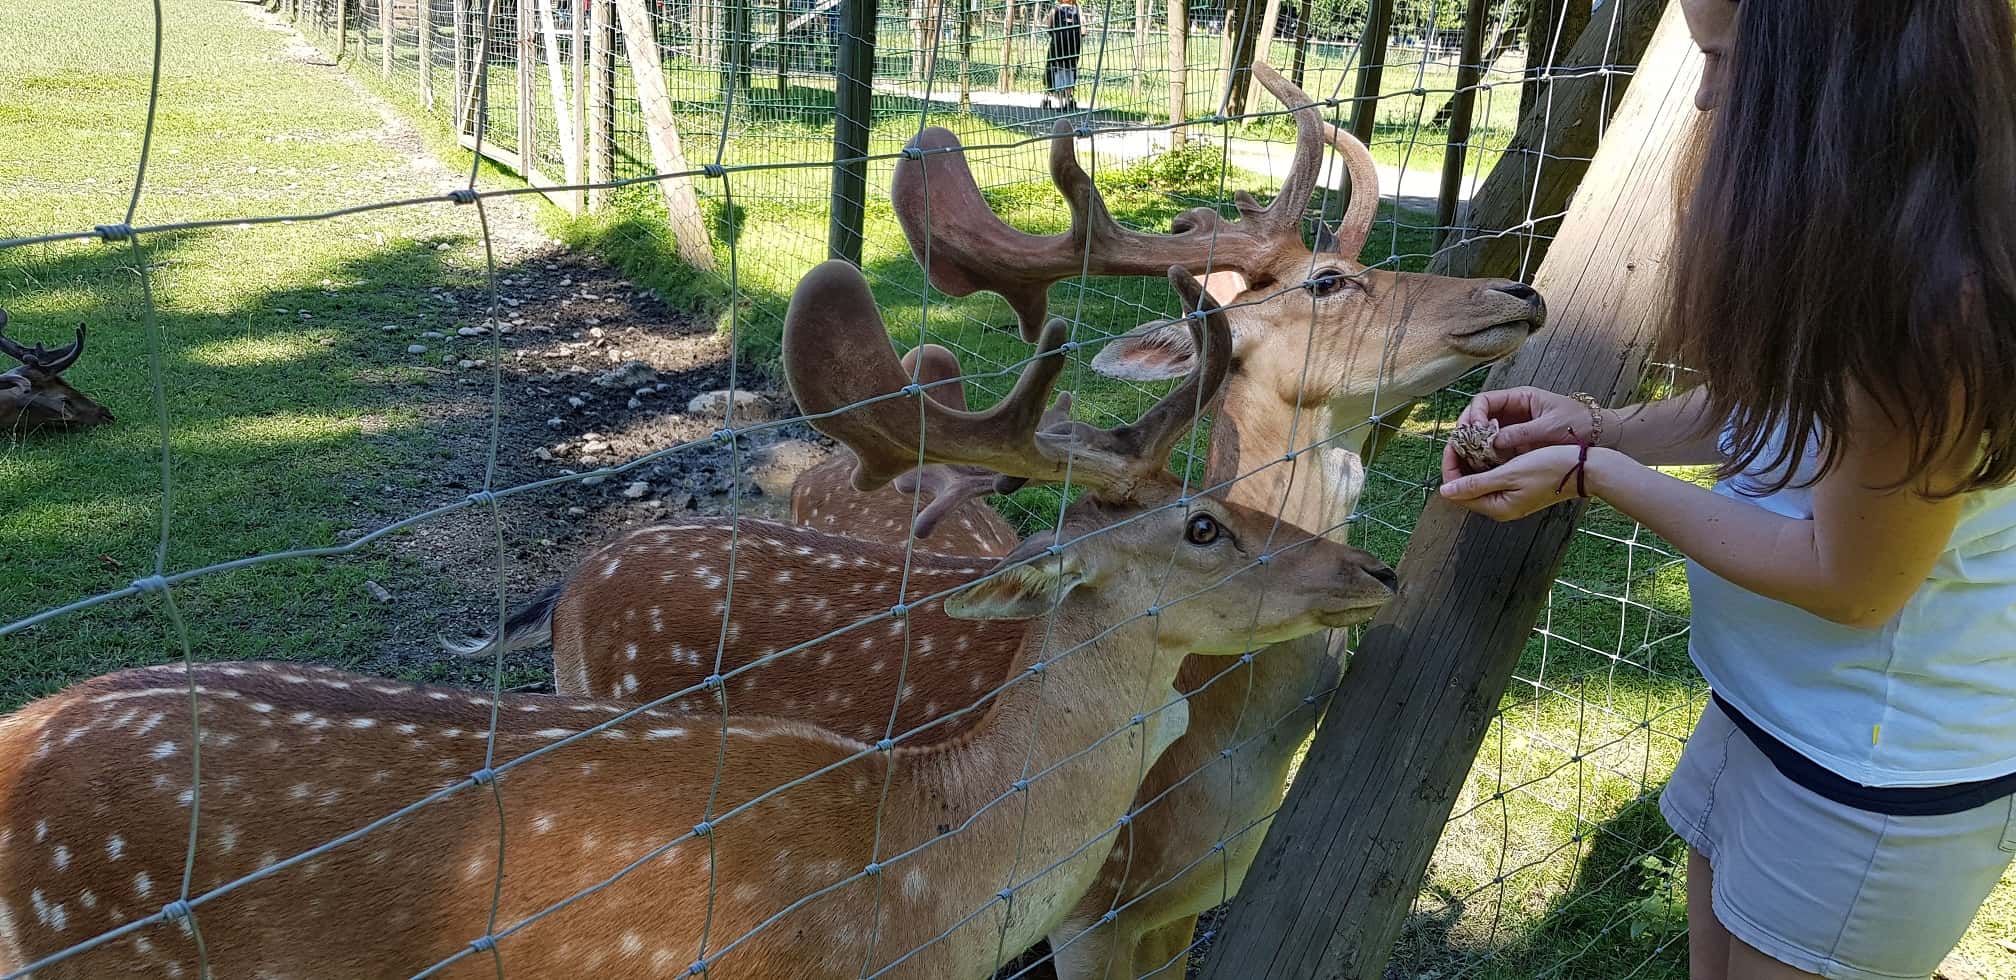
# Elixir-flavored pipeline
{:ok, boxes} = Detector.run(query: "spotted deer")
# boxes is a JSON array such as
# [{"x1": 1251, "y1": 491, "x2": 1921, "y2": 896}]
[
  {"x1": 0, "y1": 262, "x2": 1397, "y2": 980},
  {"x1": 768, "y1": 61, "x2": 1548, "y2": 976},
  {"x1": 0, "y1": 309, "x2": 112, "y2": 434}
]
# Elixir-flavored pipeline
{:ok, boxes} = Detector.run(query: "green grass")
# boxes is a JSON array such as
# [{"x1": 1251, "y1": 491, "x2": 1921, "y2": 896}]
[{"x1": 0, "y1": 0, "x2": 545, "y2": 705}]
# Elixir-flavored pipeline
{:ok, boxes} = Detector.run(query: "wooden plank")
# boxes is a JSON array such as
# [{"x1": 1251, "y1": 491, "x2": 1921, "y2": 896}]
[
  {"x1": 458, "y1": 130, "x2": 524, "y2": 170},
  {"x1": 1192, "y1": 7, "x2": 1701, "y2": 978},
  {"x1": 538, "y1": 0, "x2": 579, "y2": 190},
  {"x1": 612, "y1": 0, "x2": 718, "y2": 270},
  {"x1": 587, "y1": 0, "x2": 612, "y2": 210}
]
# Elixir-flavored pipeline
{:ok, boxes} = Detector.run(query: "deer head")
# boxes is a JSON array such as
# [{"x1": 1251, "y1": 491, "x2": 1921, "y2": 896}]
[
  {"x1": 0, "y1": 309, "x2": 112, "y2": 434},
  {"x1": 892, "y1": 62, "x2": 1546, "y2": 459}
]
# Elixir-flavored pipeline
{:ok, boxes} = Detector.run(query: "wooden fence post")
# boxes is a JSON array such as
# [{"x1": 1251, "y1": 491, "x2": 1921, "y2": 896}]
[
  {"x1": 382, "y1": 0, "x2": 395, "y2": 76},
  {"x1": 1165, "y1": 0, "x2": 1185, "y2": 144},
  {"x1": 1000, "y1": 0, "x2": 1018, "y2": 93},
  {"x1": 338, "y1": 0, "x2": 350, "y2": 59},
  {"x1": 827, "y1": 0, "x2": 877, "y2": 263},
  {"x1": 588, "y1": 0, "x2": 613, "y2": 210},
  {"x1": 1435, "y1": 0, "x2": 1492, "y2": 245},
  {"x1": 1313, "y1": 0, "x2": 1391, "y2": 245},
  {"x1": 420, "y1": 0, "x2": 436, "y2": 108},
  {"x1": 612, "y1": 0, "x2": 718, "y2": 270},
  {"x1": 518, "y1": 0, "x2": 536, "y2": 165},
  {"x1": 572, "y1": 0, "x2": 587, "y2": 210},
  {"x1": 1191, "y1": 7, "x2": 1702, "y2": 978}
]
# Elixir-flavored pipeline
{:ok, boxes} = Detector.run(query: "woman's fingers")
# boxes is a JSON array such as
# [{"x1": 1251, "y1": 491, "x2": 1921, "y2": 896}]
[
  {"x1": 1492, "y1": 419, "x2": 1563, "y2": 456},
  {"x1": 1438, "y1": 467, "x2": 1516, "y2": 502}
]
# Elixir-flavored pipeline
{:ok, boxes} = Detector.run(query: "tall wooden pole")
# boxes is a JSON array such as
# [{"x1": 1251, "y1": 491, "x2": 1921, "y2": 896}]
[
  {"x1": 1165, "y1": 0, "x2": 1186, "y2": 143},
  {"x1": 613, "y1": 0, "x2": 718, "y2": 269},
  {"x1": 828, "y1": 0, "x2": 878, "y2": 263},
  {"x1": 420, "y1": 0, "x2": 436, "y2": 107},
  {"x1": 1435, "y1": 0, "x2": 1492, "y2": 244},
  {"x1": 382, "y1": 0, "x2": 396, "y2": 76},
  {"x1": 1193, "y1": 9, "x2": 1702, "y2": 978},
  {"x1": 588, "y1": 0, "x2": 613, "y2": 209}
]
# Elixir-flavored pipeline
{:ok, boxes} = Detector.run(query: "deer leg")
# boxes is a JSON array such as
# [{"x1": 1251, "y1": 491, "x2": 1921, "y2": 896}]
[
  {"x1": 1049, "y1": 913, "x2": 1130, "y2": 980},
  {"x1": 1130, "y1": 915, "x2": 1202, "y2": 978}
]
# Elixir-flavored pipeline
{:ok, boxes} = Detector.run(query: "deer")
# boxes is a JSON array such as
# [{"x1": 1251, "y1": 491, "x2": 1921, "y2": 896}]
[
  {"x1": 0, "y1": 260, "x2": 1399, "y2": 980},
  {"x1": 0, "y1": 308, "x2": 113, "y2": 434},
  {"x1": 456, "y1": 59, "x2": 1546, "y2": 979}
]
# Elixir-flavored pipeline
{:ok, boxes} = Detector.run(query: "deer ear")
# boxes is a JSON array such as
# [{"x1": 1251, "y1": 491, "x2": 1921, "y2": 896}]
[
  {"x1": 1200, "y1": 270, "x2": 1248, "y2": 304},
  {"x1": 1091, "y1": 314, "x2": 1248, "y2": 383},
  {"x1": 943, "y1": 533, "x2": 1087, "y2": 621}
]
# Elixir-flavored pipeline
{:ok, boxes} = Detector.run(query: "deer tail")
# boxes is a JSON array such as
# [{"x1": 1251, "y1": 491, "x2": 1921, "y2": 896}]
[{"x1": 439, "y1": 581, "x2": 561, "y2": 659}]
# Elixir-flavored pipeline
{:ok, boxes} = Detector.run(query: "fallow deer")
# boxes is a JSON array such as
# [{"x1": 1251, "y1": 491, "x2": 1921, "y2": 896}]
[
  {"x1": 0, "y1": 262, "x2": 1397, "y2": 980},
  {"x1": 0, "y1": 309, "x2": 112, "y2": 434},
  {"x1": 766, "y1": 60, "x2": 1550, "y2": 977}
]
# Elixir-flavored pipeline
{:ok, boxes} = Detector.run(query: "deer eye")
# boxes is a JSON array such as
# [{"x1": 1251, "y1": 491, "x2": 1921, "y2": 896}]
[
  {"x1": 1185, "y1": 513, "x2": 1221, "y2": 546},
  {"x1": 1306, "y1": 269, "x2": 1358, "y2": 297}
]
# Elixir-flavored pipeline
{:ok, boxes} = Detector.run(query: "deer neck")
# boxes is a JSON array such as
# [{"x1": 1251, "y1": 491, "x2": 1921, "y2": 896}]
[
  {"x1": 1207, "y1": 377, "x2": 1356, "y2": 542},
  {"x1": 886, "y1": 606, "x2": 1190, "y2": 959}
]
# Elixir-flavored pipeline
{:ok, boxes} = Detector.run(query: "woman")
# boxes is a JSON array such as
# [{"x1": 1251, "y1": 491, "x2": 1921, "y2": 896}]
[{"x1": 1438, "y1": 1, "x2": 2016, "y2": 978}]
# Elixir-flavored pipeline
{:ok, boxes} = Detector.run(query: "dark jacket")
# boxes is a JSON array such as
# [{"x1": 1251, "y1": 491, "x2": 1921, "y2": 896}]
[{"x1": 1045, "y1": 4, "x2": 1082, "y2": 67}]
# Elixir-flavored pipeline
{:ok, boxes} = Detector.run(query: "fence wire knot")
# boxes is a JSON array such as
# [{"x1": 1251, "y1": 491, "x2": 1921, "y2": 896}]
[
  {"x1": 465, "y1": 489, "x2": 496, "y2": 506},
  {"x1": 876, "y1": 738, "x2": 896, "y2": 752},
  {"x1": 469, "y1": 767, "x2": 498, "y2": 786},
  {"x1": 468, "y1": 935, "x2": 499, "y2": 954},
  {"x1": 692, "y1": 820, "x2": 714, "y2": 837},
  {"x1": 889, "y1": 602, "x2": 908, "y2": 619},
  {"x1": 702, "y1": 673, "x2": 725, "y2": 691},
  {"x1": 132, "y1": 574, "x2": 170, "y2": 595},
  {"x1": 447, "y1": 188, "x2": 478, "y2": 205},
  {"x1": 701, "y1": 163, "x2": 726, "y2": 179},
  {"x1": 899, "y1": 146, "x2": 924, "y2": 160},
  {"x1": 1129, "y1": 713, "x2": 1146, "y2": 727},
  {"x1": 863, "y1": 861, "x2": 883, "y2": 876},
  {"x1": 160, "y1": 899, "x2": 194, "y2": 923},
  {"x1": 687, "y1": 960, "x2": 709, "y2": 977},
  {"x1": 1010, "y1": 778, "x2": 1030, "y2": 793},
  {"x1": 1100, "y1": 909, "x2": 1119, "y2": 924},
  {"x1": 95, "y1": 223, "x2": 135, "y2": 242}
]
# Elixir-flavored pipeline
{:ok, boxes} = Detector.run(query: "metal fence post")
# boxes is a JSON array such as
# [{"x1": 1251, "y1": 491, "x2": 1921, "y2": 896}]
[{"x1": 828, "y1": 0, "x2": 878, "y2": 264}]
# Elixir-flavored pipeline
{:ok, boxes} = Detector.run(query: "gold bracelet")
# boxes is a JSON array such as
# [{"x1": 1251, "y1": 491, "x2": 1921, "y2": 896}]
[{"x1": 1569, "y1": 392, "x2": 1605, "y2": 448}]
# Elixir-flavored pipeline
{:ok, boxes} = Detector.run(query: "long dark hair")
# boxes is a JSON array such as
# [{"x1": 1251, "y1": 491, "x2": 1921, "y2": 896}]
[{"x1": 1665, "y1": 0, "x2": 2016, "y2": 496}]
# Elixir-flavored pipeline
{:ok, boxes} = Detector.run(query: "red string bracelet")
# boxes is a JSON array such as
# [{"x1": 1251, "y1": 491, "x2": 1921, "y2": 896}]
[{"x1": 1554, "y1": 428, "x2": 1592, "y2": 499}]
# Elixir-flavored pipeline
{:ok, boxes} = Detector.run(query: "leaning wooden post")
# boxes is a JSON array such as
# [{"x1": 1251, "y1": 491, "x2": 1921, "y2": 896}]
[
  {"x1": 1193, "y1": 7, "x2": 1701, "y2": 978},
  {"x1": 827, "y1": 0, "x2": 877, "y2": 263},
  {"x1": 518, "y1": 0, "x2": 537, "y2": 169},
  {"x1": 587, "y1": 0, "x2": 613, "y2": 209},
  {"x1": 613, "y1": 0, "x2": 719, "y2": 270},
  {"x1": 1315, "y1": 0, "x2": 1391, "y2": 240}
]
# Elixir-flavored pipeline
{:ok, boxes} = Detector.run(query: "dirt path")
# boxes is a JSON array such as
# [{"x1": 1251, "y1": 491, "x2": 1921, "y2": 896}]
[{"x1": 245, "y1": 5, "x2": 835, "y2": 689}]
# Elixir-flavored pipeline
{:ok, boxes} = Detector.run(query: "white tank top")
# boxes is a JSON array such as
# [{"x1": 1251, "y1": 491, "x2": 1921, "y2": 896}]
[{"x1": 1686, "y1": 420, "x2": 2016, "y2": 786}]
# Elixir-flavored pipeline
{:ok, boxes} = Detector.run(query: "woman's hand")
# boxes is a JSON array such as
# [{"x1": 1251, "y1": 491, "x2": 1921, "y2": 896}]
[
  {"x1": 1456, "y1": 386, "x2": 1600, "y2": 458},
  {"x1": 1438, "y1": 444, "x2": 1589, "y2": 521}
]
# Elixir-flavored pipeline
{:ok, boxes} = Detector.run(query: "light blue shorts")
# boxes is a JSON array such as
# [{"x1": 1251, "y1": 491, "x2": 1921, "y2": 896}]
[{"x1": 1660, "y1": 700, "x2": 2016, "y2": 980}]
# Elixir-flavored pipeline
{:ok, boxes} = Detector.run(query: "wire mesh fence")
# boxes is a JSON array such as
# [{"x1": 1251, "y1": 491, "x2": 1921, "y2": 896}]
[{"x1": 0, "y1": 0, "x2": 1738, "y2": 977}]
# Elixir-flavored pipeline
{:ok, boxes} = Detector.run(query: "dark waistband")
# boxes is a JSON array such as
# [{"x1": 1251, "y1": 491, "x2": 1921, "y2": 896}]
[{"x1": 1712, "y1": 691, "x2": 2016, "y2": 817}]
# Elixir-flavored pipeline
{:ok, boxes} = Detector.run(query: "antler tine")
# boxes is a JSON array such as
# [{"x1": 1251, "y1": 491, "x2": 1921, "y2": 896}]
[
  {"x1": 0, "y1": 312, "x2": 84, "y2": 374},
  {"x1": 783, "y1": 259, "x2": 1073, "y2": 492},
  {"x1": 1248, "y1": 62, "x2": 1381, "y2": 258},
  {"x1": 1243, "y1": 63, "x2": 1332, "y2": 240},
  {"x1": 894, "y1": 391, "x2": 1073, "y2": 541},
  {"x1": 41, "y1": 325, "x2": 86, "y2": 374},
  {"x1": 892, "y1": 119, "x2": 1288, "y2": 343},
  {"x1": 0, "y1": 308, "x2": 27, "y2": 366}
]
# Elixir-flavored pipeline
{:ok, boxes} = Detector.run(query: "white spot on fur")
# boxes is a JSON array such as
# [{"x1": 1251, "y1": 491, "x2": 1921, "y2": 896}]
[
  {"x1": 107, "y1": 835, "x2": 125, "y2": 861},
  {"x1": 134, "y1": 872, "x2": 153, "y2": 898},
  {"x1": 51, "y1": 845, "x2": 69, "y2": 871},
  {"x1": 348, "y1": 718, "x2": 376, "y2": 729},
  {"x1": 903, "y1": 868, "x2": 929, "y2": 901}
]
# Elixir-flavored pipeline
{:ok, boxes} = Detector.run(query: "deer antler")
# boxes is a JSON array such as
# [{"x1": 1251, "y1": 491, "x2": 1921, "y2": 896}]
[
  {"x1": 783, "y1": 260, "x2": 1230, "y2": 504},
  {"x1": 891, "y1": 61, "x2": 1381, "y2": 342},
  {"x1": 0, "y1": 309, "x2": 87, "y2": 376}
]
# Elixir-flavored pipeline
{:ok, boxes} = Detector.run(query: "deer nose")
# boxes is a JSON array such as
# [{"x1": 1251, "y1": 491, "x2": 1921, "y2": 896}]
[
  {"x1": 1490, "y1": 281, "x2": 1541, "y2": 305},
  {"x1": 1367, "y1": 563, "x2": 1399, "y2": 594}
]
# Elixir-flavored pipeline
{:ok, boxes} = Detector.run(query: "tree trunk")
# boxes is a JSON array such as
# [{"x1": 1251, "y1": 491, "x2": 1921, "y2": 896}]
[
  {"x1": 1251, "y1": 0, "x2": 1284, "y2": 76},
  {"x1": 1289, "y1": 0, "x2": 1310, "y2": 85},
  {"x1": 1519, "y1": 0, "x2": 1590, "y2": 119},
  {"x1": 1130, "y1": 0, "x2": 1148, "y2": 101},
  {"x1": 1433, "y1": 0, "x2": 1665, "y2": 280},
  {"x1": 1221, "y1": 0, "x2": 1262, "y2": 117}
]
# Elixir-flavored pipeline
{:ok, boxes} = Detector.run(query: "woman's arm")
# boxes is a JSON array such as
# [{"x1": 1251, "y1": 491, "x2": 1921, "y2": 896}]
[
  {"x1": 1441, "y1": 396, "x2": 1969, "y2": 628},
  {"x1": 1603, "y1": 387, "x2": 1725, "y2": 466}
]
